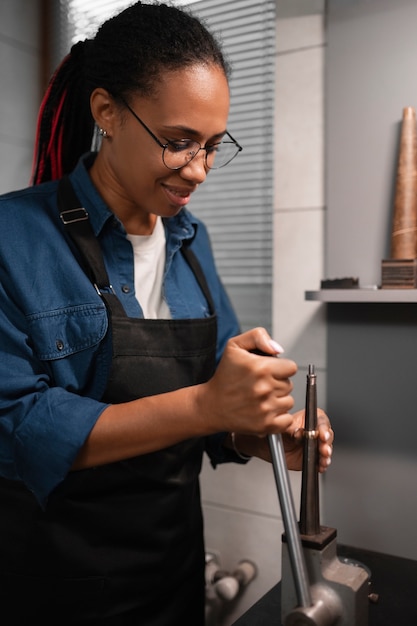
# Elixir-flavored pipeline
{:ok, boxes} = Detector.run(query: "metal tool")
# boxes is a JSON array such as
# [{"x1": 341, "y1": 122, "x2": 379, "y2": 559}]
[
  {"x1": 299, "y1": 365, "x2": 320, "y2": 537},
  {"x1": 268, "y1": 365, "x2": 371, "y2": 626}
]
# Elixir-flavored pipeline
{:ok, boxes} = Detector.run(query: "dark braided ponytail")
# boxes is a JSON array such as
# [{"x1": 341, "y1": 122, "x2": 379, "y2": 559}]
[
  {"x1": 31, "y1": 1, "x2": 229, "y2": 185},
  {"x1": 31, "y1": 41, "x2": 94, "y2": 184}
]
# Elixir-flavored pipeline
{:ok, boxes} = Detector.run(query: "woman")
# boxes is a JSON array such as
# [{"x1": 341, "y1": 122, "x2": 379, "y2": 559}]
[{"x1": 0, "y1": 3, "x2": 333, "y2": 624}]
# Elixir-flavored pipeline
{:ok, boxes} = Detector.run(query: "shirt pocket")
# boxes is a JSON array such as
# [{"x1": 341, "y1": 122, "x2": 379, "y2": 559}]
[{"x1": 27, "y1": 304, "x2": 108, "y2": 361}]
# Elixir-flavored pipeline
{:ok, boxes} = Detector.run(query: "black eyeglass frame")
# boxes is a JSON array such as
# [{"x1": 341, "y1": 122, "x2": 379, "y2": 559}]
[{"x1": 119, "y1": 97, "x2": 242, "y2": 170}]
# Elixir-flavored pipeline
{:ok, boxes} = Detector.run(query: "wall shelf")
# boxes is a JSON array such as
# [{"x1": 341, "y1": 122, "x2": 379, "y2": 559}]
[{"x1": 305, "y1": 288, "x2": 417, "y2": 303}]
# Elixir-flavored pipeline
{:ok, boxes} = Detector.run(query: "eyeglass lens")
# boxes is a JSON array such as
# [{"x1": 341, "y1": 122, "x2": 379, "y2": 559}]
[{"x1": 163, "y1": 139, "x2": 240, "y2": 170}]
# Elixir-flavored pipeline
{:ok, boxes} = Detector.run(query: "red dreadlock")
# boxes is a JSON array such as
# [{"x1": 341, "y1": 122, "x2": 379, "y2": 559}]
[{"x1": 31, "y1": 43, "x2": 94, "y2": 185}]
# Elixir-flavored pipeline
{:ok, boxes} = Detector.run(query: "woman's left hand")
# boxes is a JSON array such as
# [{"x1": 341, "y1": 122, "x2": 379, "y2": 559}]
[
  {"x1": 232, "y1": 409, "x2": 333, "y2": 472},
  {"x1": 281, "y1": 409, "x2": 333, "y2": 473}
]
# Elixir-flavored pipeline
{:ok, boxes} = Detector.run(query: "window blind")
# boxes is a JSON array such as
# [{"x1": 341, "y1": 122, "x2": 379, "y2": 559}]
[
  {"x1": 50, "y1": 0, "x2": 275, "y2": 332},
  {"x1": 187, "y1": 0, "x2": 275, "y2": 331}
]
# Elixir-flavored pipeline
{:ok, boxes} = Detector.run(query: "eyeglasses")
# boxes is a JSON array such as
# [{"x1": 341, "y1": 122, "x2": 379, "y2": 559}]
[{"x1": 120, "y1": 98, "x2": 242, "y2": 170}]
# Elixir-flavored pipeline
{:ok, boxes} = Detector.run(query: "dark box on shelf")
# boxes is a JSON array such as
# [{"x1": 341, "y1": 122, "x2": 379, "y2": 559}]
[
  {"x1": 320, "y1": 277, "x2": 359, "y2": 289},
  {"x1": 381, "y1": 258, "x2": 417, "y2": 288}
]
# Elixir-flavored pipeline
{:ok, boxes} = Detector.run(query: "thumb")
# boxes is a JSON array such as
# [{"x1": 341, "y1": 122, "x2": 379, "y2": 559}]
[{"x1": 231, "y1": 327, "x2": 285, "y2": 356}]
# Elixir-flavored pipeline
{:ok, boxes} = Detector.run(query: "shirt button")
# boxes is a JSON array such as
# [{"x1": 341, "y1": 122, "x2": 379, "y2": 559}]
[
  {"x1": 121, "y1": 285, "x2": 131, "y2": 294},
  {"x1": 56, "y1": 340, "x2": 64, "y2": 351}
]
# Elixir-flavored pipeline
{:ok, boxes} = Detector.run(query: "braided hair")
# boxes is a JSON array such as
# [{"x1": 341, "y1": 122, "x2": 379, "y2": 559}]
[{"x1": 31, "y1": 1, "x2": 230, "y2": 185}]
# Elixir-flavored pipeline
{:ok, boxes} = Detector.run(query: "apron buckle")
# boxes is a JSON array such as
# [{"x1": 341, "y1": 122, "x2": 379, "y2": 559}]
[
  {"x1": 60, "y1": 208, "x2": 89, "y2": 224},
  {"x1": 94, "y1": 283, "x2": 116, "y2": 296}
]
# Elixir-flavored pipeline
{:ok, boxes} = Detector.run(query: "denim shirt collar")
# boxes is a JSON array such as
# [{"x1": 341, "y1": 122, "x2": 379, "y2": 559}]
[{"x1": 68, "y1": 152, "x2": 198, "y2": 247}]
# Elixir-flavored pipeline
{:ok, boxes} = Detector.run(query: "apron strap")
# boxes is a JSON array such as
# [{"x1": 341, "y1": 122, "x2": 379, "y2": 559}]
[
  {"x1": 181, "y1": 244, "x2": 216, "y2": 315},
  {"x1": 58, "y1": 176, "x2": 128, "y2": 317},
  {"x1": 57, "y1": 176, "x2": 216, "y2": 317}
]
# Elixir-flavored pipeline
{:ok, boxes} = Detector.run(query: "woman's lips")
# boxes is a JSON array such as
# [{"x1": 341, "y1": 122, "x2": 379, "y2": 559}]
[{"x1": 162, "y1": 184, "x2": 193, "y2": 207}]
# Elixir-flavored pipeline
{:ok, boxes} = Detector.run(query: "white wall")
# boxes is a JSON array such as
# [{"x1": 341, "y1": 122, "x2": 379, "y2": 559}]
[
  {"x1": 0, "y1": 0, "x2": 41, "y2": 193},
  {"x1": 201, "y1": 2, "x2": 327, "y2": 624}
]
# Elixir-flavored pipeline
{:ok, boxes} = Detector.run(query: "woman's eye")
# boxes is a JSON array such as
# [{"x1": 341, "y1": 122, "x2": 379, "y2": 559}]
[
  {"x1": 168, "y1": 140, "x2": 193, "y2": 152},
  {"x1": 206, "y1": 143, "x2": 220, "y2": 154}
]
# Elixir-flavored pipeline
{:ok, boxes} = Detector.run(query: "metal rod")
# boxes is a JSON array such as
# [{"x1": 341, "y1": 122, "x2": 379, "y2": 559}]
[
  {"x1": 299, "y1": 364, "x2": 320, "y2": 535},
  {"x1": 268, "y1": 433, "x2": 312, "y2": 608}
]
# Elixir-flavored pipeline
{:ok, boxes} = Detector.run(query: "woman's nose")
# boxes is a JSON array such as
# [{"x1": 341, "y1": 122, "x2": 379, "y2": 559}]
[{"x1": 179, "y1": 151, "x2": 209, "y2": 184}]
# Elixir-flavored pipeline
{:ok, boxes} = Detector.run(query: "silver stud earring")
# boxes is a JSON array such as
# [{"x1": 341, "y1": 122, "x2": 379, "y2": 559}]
[{"x1": 99, "y1": 128, "x2": 108, "y2": 138}]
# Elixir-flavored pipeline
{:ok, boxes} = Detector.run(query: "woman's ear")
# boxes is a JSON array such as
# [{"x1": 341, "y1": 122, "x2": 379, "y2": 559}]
[{"x1": 90, "y1": 88, "x2": 118, "y2": 138}]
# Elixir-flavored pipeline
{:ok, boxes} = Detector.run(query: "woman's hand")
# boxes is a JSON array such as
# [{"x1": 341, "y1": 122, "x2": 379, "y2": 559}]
[
  {"x1": 281, "y1": 408, "x2": 333, "y2": 473},
  {"x1": 75, "y1": 327, "x2": 298, "y2": 469},
  {"x1": 228, "y1": 409, "x2": 334, "y2": 472},
  {"x1": 200, "y1": 328, "x2": 298, "y2": 436}
]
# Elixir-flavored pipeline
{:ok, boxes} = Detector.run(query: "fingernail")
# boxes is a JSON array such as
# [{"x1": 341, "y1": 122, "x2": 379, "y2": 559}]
[{"x1": 269, "y1": 339, "x2": 285, "y2": 354}]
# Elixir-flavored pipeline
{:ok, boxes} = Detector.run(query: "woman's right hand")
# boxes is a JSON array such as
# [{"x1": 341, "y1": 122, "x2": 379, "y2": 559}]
[
  {"x1": 74, "y1": 327, "x2": 297, "y2": 470},
  {"x1": 198, "y1": 327, "x2": 297, "y2": 437}
]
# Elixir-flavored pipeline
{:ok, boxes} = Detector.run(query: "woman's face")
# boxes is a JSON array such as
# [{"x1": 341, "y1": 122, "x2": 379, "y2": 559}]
[{"x1": 94, "y1": 64, "x2": 230, "y2": 234}]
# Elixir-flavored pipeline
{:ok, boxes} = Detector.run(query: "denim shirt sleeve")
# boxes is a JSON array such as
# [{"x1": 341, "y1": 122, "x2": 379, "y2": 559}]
[
  {"x1": 0, "y1": 283, "x2": 110, "y2": 506},
  {"x1": 0, "y1": 182, "x2": 111, "y2": 506}
]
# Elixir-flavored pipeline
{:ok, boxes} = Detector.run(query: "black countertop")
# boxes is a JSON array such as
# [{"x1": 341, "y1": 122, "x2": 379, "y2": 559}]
[{"x1": 232, "y1": 545, "x2": 417, "y2": 625}]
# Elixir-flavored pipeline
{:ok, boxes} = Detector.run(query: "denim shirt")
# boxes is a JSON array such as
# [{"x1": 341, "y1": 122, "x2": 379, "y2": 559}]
[{"x1": 0, "y1": 154, "x2": 241, "y2": 505}]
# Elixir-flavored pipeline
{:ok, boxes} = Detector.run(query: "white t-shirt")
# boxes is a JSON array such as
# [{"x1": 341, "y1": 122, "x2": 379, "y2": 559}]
[{"x1": 126, "y1": 217, "x2": 171, "y2": 319}]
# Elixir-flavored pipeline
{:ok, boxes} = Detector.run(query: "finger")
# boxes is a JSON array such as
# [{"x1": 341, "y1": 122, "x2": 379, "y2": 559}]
[
  {"x1": 290, "y1": 427, "x2": 304, "y2": 443},
  {"x1": 318, "y1": 443, "x2": 333, "y2": 472},
  {"x1": 272, "y1": 377, "x2": 294, "y2": 397},
  {"x1": 318, "y1": 440, "x2": 333, "y2": 458},
  {"x1": 271, "y1": 411, "x2": 294, "y2": 433},
  {"x1": 318, "y1": 425, "x2": 333, "y2": 469},
  {"x1": 318, "y1": 424, "x2": 333, "y2": 444},
  {"x1": 283, "y1": 409, "x2": 304, "y2": 437},
  {"x1": 316, "y1": 411, "x2": 334, "y2": 443}
]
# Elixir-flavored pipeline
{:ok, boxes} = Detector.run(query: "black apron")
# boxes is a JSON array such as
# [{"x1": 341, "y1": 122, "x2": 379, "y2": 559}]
[{"x1": 0, "y1": 178, "x2": 217, "y2": 625}]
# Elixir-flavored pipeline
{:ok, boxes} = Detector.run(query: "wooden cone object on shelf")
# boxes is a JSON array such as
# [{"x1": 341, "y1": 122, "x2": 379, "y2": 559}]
[{"x1": 390, "y1": 106, "x2": 417, "y2": 259}]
